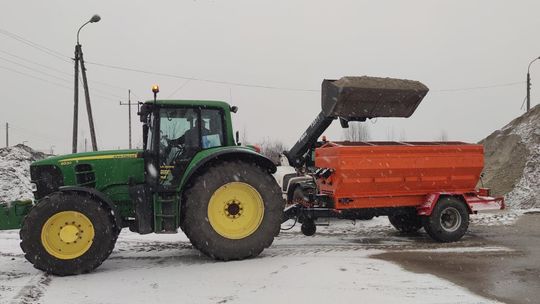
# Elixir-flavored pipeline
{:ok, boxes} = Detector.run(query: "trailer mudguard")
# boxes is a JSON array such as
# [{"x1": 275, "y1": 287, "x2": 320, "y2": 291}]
[
  {"x1": 57, "y1": 186, "x2": 123, "y2": 228},
  {"x1": 180, "y1": 147, "x2": 277, "y2": 190},
  {"x1": 417, "y1": 192, "x2": 505, "y2": 216}
]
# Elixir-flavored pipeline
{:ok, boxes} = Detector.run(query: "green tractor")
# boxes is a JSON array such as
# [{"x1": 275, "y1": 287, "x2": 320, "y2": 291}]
[{"x1": 15, "y1": 87, "x2": 284, "y2": 275}]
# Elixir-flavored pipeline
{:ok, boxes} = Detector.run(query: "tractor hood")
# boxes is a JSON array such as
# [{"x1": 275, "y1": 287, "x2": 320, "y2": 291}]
[
  {"x1": 30, "y1": 149, "x2": 145, "y2": 200},
  {"x1": 32, "y1": 149, "x2": 142, "y2": 167}
]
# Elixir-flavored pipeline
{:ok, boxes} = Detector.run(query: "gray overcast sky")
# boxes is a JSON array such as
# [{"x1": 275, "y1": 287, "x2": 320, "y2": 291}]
[{"x1": 1, "y1": 0, "x2": 539, "y2": 154}]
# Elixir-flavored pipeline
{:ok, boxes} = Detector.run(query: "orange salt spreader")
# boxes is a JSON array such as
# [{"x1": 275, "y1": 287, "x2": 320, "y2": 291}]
[{"x1": 282, "y1": 76, "x2": 504, "y2": 241}]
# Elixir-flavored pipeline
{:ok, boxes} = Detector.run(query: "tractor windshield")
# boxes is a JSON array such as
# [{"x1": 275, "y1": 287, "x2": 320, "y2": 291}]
[{"x1": 159, "y1": 108, "x2": 199, "y2": 166}]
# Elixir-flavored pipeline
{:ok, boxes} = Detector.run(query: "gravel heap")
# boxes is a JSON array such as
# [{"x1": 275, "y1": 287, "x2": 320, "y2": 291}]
[
  {"x1": 0, "y1": 144, "x2": 47, "y2": 204},
  {"x1": 480, "y1": 104, "x2": 540, "y2": 209}
]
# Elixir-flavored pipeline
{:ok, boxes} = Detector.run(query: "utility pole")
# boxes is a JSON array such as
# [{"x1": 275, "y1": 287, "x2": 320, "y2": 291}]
[
  {"x1": 72, "y1": 45, "x2": 80, "y2": 153},
  {"x1": 79, "y1": 50, "x2": 98, "y2": 151},
  {"x1": 527, "y1": 72, "x2": 531, "y2": 111},
  {"x1": 527, "y1": 56, "x2": 540, "y2": 112},
  {"x1": 5, "y1": 122, "x2": 8, "y2": 147},
  {"x1": 119, "y1": 90, "x2": 137, "y2": 149},
  {"x1": 73, "y1": 14, "x2": 101, "y2": 153}
]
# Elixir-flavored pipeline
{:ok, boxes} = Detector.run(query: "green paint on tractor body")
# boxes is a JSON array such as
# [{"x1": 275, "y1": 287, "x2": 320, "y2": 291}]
[
  {"x1": 0, "y1": 200, "x2": 33, "y2": 230},
  {"x1": 1, "y1": 99, "x2": 273, "y2": 233}
]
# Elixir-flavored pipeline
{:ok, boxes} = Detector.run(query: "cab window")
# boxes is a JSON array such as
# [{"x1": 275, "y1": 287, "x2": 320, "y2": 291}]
[{"x1": 201, "y1": 109, "x2": 225, "y2": 149}]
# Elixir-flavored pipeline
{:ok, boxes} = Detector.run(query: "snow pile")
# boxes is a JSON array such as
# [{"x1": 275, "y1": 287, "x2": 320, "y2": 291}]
[
  {"x1": 480, "y1": 104, "x2": 540, "y2": 209},
  {"x1": 0, "y1": 144, "x2": 47, "y2": 204}
]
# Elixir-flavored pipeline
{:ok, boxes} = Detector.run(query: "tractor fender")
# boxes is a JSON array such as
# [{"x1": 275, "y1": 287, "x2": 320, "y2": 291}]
[
  {"x1": 57, "y1": 186, "x2": 123, "y2": 229},
  {"x1": 180, "y1": 148, "x2": 277, "y2": 191}
]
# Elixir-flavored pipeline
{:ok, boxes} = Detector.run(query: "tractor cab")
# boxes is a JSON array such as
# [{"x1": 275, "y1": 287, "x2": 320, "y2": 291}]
[
  {"x1": 135, "y1": 96, "x2": 238, "y2": 233},
  {"x1": 139, "y1": 101, "x2": 233, "y2": 186}
]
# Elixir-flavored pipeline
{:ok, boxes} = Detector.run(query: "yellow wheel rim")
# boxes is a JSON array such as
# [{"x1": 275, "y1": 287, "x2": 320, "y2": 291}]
[
  {"x1": 40, "y1": 211, "x2": 95, "y2": 260},
  {"x1": 208, "y1": 182, "x2": 265, "y2": 240}
]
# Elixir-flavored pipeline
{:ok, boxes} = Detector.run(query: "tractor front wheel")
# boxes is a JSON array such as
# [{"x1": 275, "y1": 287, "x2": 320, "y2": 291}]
[
  {"x1": 182, "y1": 161, "x2": 284, "y2": 260},
  {"x1": 20, "y1": 192, "x2": 119, "y2": 276}
]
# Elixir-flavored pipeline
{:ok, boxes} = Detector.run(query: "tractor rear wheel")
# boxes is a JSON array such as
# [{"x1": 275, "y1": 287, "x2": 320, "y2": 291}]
[
  {"x1": 20, "y1": 192, "x2": 119, "y2": 276},
  {"x1": 388, "y1": 211, "x2": 422, "y2": 233},
  {"x1": 422, "y1": 197, "x2": 469, "y2": 242},
  {"x1": 182, "y1": 161, "x2": 284, "y2": 260}
]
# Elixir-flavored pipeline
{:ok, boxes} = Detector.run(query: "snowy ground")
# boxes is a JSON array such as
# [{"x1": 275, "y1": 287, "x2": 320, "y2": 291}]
[{"x1": 0, "y1": 216, "x2": 514, "y2": 304}]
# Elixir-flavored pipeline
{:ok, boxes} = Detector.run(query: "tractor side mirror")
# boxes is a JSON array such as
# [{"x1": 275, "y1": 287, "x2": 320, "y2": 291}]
[
  {"x1": 230, "y1": 106, "x2": 238, "y2": 113},
  {"x1": 236, "y1": 131, "x2": 241, "y2": 146}
]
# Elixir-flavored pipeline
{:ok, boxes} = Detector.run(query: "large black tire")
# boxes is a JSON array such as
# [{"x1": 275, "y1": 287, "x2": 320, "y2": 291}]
[
  {"x1": 388, "y1": 211, "x2": 422, "y2": 233},
  {"x1": 357, "y1": 214, "x2": 375, "y2": 221},
  {"x1": 182, "y1": 161, "x2": 284, "y2": 260},
  {"x1": 422, "y1": 196, "x2": 470, "y2": 242},
  {"x1": 20, "y1": 192, "x2": 119, "y2": 276}
]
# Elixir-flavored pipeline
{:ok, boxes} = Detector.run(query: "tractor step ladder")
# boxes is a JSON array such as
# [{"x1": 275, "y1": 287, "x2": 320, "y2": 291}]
[{"x1": 153, "y1": 188, "x2": 180, "y2": 233}]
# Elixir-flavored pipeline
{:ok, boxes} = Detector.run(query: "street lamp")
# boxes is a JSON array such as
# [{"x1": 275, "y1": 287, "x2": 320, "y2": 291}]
[
  {"x1": 72, "y1": 14, "x2": 101, "y2": 153},
  {"x1": 526, "y1": 56, "x2": 540, "y2": 112}
]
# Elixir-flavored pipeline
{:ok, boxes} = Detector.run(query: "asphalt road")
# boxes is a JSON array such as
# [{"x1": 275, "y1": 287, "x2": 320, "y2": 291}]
[{"x1": 374, "y1": 212, "x2": 540, "y2": 304}]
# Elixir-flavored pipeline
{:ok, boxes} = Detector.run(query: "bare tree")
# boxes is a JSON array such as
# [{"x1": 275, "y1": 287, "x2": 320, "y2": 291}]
[
  {"x1": 438, "y1": 130, "x2": 449, "y2": 141},
  {"x1": 256, "y1": 137, "x2": 288, "y2": 164},
  {"x1": 343, "y1": 122, "x2": 371, "y2": 141},
  {"x1": 386, "y1": 126, "x2": 395, "y2": 141},
  {"x1": 241, "y1": 125, "x2": 248, "y2": 145},
  {"x1": 399, "y1": 129, "x2": 407, "y2": 141}
]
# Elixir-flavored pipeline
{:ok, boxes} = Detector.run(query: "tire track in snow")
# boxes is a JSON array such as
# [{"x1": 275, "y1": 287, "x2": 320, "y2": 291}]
[{"x1": 9, "y1": 273, "x2": 51, "y2": 304}]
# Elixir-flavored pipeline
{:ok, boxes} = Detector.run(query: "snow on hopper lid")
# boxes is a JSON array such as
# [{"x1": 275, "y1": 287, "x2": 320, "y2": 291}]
[{"x1": 321, "y1": 76, "x2": 429, "y2": 119}]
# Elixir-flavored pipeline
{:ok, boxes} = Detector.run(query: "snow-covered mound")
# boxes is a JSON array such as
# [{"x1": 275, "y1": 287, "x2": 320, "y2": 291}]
[
  {"x1": 0, "y1": 144, "x2": 48, "y2": 204},
  {"x1": 480, "y1": 104, "x2": 540, "y2": 209}
]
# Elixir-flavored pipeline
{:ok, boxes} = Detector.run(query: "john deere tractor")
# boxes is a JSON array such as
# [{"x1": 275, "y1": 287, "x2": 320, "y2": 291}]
[{"x1": 17, "y1": 87, "x2": 284, "y2": 275}]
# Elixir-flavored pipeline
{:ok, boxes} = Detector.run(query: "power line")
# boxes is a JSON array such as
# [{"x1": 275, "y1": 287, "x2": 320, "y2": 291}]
[
  {"x1": 0, "y1": 64, "x2": 119, "y2": 102},
  {"x1": 0, "y1": 64, "x2": 73, "y2": 90},
  {"x1": 0, "y1": 54, "x2": 73, "y2": 83},
  {"x1": 166, "y1": 79, "x2": 191, "y2": 98},
  {"x1": 86, "y1": 61, "x2": 321, "y2": 92},
  {"x1": 0, "y1": 48, "x2": 72, "y2": 76},
  {"x1": 0, "y1": 27, "x2": 529, "y2": 95},
  {"x1": 431, "y1": 81, "x2": 523, "y2": 92},
  {"x1": 0, "y1": 53, "x2": 122, "y2": 99},
  {"x1": 9, "y1": 123, "x2": 66, "y2": 142},
  {"x1": 0, "y1": 28, "x2": 71, "y2": 63},
  {"x1": 0, "y1": 48, "x2": 128, "y2": 95}
]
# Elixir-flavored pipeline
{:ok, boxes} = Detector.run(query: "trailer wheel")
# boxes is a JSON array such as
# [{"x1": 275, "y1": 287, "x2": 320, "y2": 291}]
[
  {"x1": 388, "y1": 211, "x2": 422, "y2": 233},
  {"x1": 182, "y1": 160, "x2": 284, "y2": 260},
  {"x1": 20, "y1": 192, "x2": 118, "y2": 276},
  {"x1": 357, "y1": 214, "x2": 375, "y2": 221},
  {"x1": 422, "y1": 197, "x2": 469, "y2": 242},
  {"x1": 300, "y1": 219, "x2": 316, "y2": 236}
]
